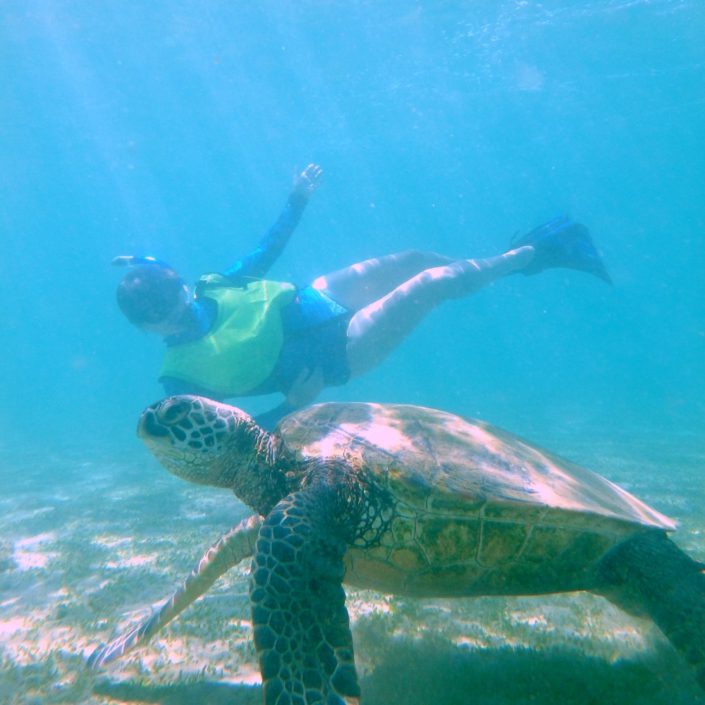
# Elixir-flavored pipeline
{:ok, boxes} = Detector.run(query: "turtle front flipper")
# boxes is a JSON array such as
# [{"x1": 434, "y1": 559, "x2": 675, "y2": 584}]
[
  {"x1": 88, "y1": 514, "x2": 262, "y2": 668},
  {"x1": 598, "y1": 530, "x2": 705, "y2": 691},
  {"x1": 251, "y1": 486, "x2": 360, "y2": 705}
]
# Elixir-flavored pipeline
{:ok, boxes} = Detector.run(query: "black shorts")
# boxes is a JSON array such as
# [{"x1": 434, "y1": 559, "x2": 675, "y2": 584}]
[{"x1": 274, "y1": 287, "x2": 351, "y2": 390}]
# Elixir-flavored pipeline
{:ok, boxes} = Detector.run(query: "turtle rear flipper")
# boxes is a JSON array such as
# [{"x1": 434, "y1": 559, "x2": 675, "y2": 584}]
[
  {"x1": 88, "y1": 514, "x2": 262, "y2": 668},
  {"x1": 598, "y1": 531, "x2": 705, "y2": 689},
  {"x1": 251, "y1": 485, "x2": 360, "y2": 705}
]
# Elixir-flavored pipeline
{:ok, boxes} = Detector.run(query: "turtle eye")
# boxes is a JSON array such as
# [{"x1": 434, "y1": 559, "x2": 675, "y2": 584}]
[{"x1": 158, "y1": 399, "x2": 191, "y2": 426}]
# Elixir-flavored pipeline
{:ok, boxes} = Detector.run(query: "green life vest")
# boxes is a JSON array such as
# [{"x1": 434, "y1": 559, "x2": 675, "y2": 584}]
[{"x1": 160, "y1": 277, "x2": 296, "y2": 396}]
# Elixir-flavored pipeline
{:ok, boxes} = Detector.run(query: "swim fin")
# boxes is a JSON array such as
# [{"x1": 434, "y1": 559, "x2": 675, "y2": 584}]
[{"x1": 512, "y1": 216, "x2": 612, "y2": 284}]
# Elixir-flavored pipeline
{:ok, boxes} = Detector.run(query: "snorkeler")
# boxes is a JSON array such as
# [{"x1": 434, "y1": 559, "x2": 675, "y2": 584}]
[{"x1": 114, "y1": 163, "x2": 611, "y2": 428}]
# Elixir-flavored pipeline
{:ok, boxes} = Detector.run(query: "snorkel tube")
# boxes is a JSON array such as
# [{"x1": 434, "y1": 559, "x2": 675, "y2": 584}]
[{"x1": 112, "y1": 255, "x2": 175, "y2": 269}]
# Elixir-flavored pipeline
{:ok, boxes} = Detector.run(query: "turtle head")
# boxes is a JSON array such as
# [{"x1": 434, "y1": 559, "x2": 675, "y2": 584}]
[{"x1": 138, "y1": 395, "x2": 269, "y2": 489}]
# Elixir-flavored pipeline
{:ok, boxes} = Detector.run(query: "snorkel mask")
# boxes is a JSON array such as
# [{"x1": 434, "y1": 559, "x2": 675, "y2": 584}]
[{"x1": 113, "y1": 255, "x2": 191, "y2": 330}]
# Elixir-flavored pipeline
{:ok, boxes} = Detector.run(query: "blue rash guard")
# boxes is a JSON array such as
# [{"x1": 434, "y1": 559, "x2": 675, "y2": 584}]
[{"x1": 160, "y1": 191, "x2": 350, "y2": 429}]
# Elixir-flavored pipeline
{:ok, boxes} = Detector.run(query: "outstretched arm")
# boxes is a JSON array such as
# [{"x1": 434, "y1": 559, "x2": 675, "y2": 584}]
[
  {"x1": 254, "y1": 367, "x2": 326, "y2": 430},
  {"x1": 223, "y1": 164, "x2": 323, "y2": 284},
  {"x1": 254, "y1": 401, "x2": 297, "y2": 431}
]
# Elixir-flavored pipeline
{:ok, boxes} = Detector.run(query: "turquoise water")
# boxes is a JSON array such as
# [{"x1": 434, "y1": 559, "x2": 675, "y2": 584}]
[{"x1": 1, "y1": 1, "x2": 704, "y2": 703}]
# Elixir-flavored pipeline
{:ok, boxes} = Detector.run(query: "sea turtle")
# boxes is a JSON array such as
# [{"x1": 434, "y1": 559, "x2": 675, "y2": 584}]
[{"x1": 89, "y1": 396, "x2": 705, "y2": 702}]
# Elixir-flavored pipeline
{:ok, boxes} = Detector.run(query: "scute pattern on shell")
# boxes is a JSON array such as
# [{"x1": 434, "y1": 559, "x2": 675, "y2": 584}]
[
  {"x1": 278, "y1": 402, "x2": 674, "y2": 530},
  {"x1": 277, "y1": 403, "x2": 675, "y2": 597}
]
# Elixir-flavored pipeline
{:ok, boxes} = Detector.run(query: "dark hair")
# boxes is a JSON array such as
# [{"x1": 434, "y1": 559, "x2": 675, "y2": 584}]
[{"x1": 116, "y1": 266, "x2": 186, "y2": 326}]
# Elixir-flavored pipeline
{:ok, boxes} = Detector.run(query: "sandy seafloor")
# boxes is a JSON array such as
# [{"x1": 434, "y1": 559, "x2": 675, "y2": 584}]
[{"x1": 1, "y1": 427, "x2": 704, "y2": 705}]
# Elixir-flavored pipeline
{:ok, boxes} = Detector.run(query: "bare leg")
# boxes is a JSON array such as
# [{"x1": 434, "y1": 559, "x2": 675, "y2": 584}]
[
  {"x1": 311, "y1": 250, "x2": 456, "y2": 312},
  {"x1": 346, "y1": 247, "x2": 533, "y2": 378}
]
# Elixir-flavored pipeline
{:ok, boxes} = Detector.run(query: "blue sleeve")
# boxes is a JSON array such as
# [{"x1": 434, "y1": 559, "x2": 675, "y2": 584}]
[{"x1": 222, "y1": 191, "x2": 309, "y2": 285}]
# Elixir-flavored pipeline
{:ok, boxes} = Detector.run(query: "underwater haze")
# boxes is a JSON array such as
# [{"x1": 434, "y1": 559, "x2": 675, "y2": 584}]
[{"x1": 1, "y1": 1, "x2": 704, "y2": 704}]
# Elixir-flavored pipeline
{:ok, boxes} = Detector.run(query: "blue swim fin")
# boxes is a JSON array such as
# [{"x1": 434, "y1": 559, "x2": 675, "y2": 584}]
[{"x1": 512, "y1": 216, "x2": 612, "y2": 284}]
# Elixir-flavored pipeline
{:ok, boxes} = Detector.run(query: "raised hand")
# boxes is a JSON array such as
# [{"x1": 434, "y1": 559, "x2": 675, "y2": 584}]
[{"x1": 293, "y1": 163, "x2": 323, "y2": 197}]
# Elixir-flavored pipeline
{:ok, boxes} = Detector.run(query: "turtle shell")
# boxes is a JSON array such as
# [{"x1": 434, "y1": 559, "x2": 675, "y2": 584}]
[{"x1": 277, "y1": 403, "x2": 675, "y2": 597}]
